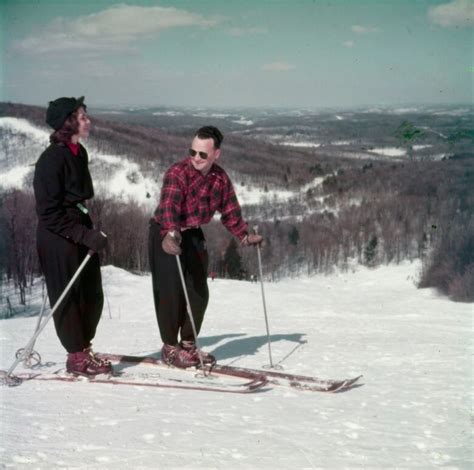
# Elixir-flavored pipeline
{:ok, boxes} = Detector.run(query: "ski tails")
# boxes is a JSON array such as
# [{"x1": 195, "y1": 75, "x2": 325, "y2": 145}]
[{"x1": 11, "y1": 371, "x2": 269, "y2": 394}]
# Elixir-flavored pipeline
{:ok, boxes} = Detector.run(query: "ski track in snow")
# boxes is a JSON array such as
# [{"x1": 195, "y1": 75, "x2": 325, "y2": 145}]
[{"x1": 0, "y1": 261, "x2": 472, "y2": 469}]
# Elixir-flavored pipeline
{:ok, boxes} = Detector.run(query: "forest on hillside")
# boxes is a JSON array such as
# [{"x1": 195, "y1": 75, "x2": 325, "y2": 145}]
[{"x1": 0, "y1": 102, "x2": 473, "y2": 314}]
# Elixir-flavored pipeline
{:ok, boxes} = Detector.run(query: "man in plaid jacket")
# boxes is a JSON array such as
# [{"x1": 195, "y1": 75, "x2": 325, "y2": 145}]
[{"x1": 149, "y1": 126, "x2": 262, "y2": 368}]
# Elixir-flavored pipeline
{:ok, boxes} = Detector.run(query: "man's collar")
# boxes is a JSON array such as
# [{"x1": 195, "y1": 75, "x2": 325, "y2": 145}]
[{"x1": 184, "y1": 157, "x2": 224, "y2": 181}]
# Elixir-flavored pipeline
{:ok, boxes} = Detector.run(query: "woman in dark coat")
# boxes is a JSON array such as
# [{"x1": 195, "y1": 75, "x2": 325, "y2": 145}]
[{"x1": 33, "y1": 96, "x2": 111, "y2": 376}]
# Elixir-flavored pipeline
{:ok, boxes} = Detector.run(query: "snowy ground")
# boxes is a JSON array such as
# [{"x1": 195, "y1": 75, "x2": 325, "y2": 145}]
[{"x1": 0, "y1": 262, "x2": 472, "y2": 469}]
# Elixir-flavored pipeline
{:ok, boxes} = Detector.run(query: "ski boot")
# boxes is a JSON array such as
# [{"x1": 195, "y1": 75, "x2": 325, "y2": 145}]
[
  {"x1": 180, "y1": 340, "x2": 216, "y2": 367},
  {"x1": 161, "y1": 343, "x2": 199, "y2": 369}
]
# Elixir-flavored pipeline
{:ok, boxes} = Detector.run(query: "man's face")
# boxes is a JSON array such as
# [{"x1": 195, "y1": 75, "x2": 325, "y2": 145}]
[
  {"x1": 189, "y1": 136, "x2": 220, "y2": 175},
  {"x1": 76, "y1": 107, "x2": 91, "y2": 140}
]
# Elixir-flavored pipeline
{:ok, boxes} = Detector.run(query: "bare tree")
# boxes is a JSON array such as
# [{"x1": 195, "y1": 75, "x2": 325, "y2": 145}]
[{"x1": 0, "y1": 190, "x2": 38, "y2": 305}]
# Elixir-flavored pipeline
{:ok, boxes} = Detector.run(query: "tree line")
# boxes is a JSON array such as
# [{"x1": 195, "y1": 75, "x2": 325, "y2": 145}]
[{"x1": 1, "y1": 152, "x2": 472, "y2": 312}]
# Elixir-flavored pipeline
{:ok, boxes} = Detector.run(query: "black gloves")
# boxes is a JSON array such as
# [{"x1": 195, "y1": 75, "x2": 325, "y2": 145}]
[{"x1": 82, "y1": 229, "x2": 108, "y2": 253}]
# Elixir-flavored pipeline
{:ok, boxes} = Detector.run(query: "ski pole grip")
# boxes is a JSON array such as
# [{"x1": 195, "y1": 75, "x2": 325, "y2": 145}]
[
  {"x1": 253, "y1": 225, "x2": 259, "y2": 235},
  {"x1": 87, "y1": 232, "x2": 107, "y2": 255}
]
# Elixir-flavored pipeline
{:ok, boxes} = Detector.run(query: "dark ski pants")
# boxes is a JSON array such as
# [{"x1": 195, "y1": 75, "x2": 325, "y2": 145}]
[
  {"x1": 37, "y1": 226, "x2": 104, "y2": 353},
  {"x1": 148, "y1": 221, "x2": 209, "y2": 345}
]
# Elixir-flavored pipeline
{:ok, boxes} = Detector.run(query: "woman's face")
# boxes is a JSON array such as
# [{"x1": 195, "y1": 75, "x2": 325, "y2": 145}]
[{"x1": 75, "y1": 107, "x2": 91, "y2": 141}]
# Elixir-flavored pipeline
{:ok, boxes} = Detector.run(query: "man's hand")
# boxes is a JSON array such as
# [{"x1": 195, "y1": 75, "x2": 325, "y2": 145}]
[
  {"x1": 241, "y1": 234, "x2": 263, "y2": 247},
  {"x1": 162, "y1": 231, "x2": 182, "y2": 255}
]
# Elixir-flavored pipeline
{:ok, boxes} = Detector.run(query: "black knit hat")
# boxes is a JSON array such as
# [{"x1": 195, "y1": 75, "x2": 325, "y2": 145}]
[{"x1": 46, "y1": 96, "x2": 86, "y2": 130}]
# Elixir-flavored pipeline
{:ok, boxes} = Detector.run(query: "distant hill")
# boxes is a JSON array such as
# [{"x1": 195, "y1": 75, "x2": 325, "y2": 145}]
[
  {"x1": 1, "y1": 102, "x2": 472, "y2": 302},
  {"x1": 0, "y1": 102, "x2": 352, "y2": 210}
]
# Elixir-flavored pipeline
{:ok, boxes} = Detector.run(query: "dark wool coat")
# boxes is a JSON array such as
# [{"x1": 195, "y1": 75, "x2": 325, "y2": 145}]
[{"x1": 33, "y1": 143, "x2": 103, "y2": 353}]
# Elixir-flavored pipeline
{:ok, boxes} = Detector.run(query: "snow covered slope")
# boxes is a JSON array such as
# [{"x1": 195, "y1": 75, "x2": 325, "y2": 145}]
[
  {"x1": 1, "y1": 262, "x2": 471, "y2": 469},
  {"x1": 0, "y1": 117, "x2": 160, "y2": 209},
  {"x1": 0, "y1": 116, "x2": 311, "y2": 208}
]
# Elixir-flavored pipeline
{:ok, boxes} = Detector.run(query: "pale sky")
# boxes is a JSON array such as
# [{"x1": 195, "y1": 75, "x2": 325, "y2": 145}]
[{"x1": 1, "y1": 0, "x2": 473, "y2": 108}]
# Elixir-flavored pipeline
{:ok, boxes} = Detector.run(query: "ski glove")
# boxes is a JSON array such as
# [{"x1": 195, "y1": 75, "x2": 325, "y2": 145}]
[
  {"x1": 82, "y1": 229, "x2": 108, "y2": 253},
  {"x1": 241, "y1": 234, "x2": 263, "y2": 247},
  {"x1": 162, "y1": 231, "x2": 182, "y2": 256}
]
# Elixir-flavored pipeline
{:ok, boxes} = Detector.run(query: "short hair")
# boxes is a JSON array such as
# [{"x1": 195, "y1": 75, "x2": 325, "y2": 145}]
[{"x1": 194, "y1": 126, "x2": 224, "y2": 149}]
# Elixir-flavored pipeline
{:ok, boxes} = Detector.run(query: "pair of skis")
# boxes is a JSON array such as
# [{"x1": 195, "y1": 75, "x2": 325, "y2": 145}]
[
  {"x1": 4, "y1": 236, "x2": 363, "y2": 394},
  {"x1": 11, "y1": 353, "x2": 362, "y2": 394}
]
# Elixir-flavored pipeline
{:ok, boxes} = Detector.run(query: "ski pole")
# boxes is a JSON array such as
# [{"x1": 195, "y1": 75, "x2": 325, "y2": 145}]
[
  {"x1": 171, "y1": 232, "x2": 206, "y2": 373},
  {"x1": 254, "y1": 225, "x2": 275, "y2": 369},
  {"x1": 2, "y1": 251, "x2": 93, "y2": 383},
  {"x1": 15, "y1": 282, "x2": 49, "y2": 368}
]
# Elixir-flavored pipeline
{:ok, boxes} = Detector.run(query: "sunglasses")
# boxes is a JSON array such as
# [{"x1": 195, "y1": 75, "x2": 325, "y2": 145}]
[{"x1": 189, "y1": 148, "x2": 208, "y2": 160}]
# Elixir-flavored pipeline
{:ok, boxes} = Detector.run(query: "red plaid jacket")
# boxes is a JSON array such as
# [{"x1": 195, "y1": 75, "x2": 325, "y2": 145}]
[{"x1": 154, "y1": 158, "x2": 248, "y2": 240}]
